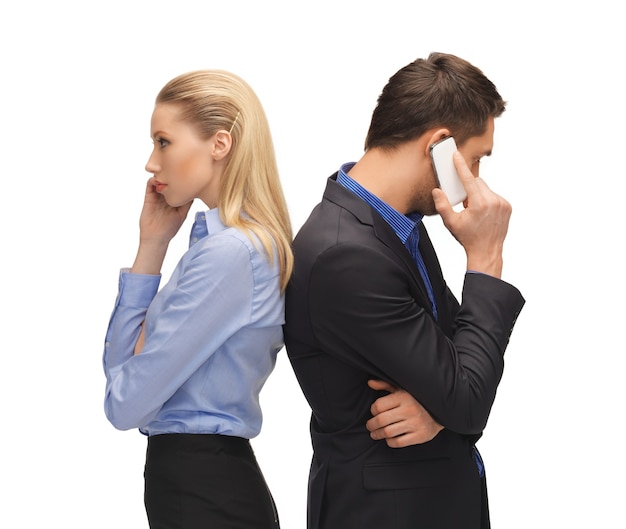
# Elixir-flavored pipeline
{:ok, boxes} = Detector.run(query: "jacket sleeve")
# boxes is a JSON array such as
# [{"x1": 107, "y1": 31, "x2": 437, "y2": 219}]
[{"x1": 308, "y1": 243, "x2": 525, "y2": 435}]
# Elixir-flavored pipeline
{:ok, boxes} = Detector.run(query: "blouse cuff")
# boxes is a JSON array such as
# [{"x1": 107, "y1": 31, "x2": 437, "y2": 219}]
[{"x1": 117, "y1": 268, "x2": 161, "y2": 308}]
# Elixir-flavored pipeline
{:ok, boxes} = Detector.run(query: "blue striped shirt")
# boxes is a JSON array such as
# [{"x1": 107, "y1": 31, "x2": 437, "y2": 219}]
[{"x1": 338, "y1": 163, "x2": 419, "y2": 244}]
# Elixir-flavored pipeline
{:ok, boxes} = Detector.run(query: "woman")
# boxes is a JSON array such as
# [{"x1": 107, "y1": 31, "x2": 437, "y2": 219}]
[{"x1": 102, "y1": 69, "x2": 293, "y2": 528}]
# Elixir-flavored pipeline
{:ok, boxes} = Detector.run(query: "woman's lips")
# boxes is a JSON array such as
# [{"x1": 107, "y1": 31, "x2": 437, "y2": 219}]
[{"x1": 155, "y1": 182, "x2": 167, "y2": 193}]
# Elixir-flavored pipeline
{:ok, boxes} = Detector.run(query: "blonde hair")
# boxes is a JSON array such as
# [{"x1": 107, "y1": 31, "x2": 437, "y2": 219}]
[{"x1": 156, "y1": 70, "x2": 293, "y2": 291}]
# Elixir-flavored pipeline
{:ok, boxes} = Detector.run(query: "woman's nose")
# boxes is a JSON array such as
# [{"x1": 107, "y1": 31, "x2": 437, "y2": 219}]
[{"x1": 145, "y1": 151, "x2": 159, "y2": 174}]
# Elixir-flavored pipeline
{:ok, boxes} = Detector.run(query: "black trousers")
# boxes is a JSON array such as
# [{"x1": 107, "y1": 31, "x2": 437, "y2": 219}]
[{"x1": 144, "y1": 433, "x2": 280, "y2": 529}]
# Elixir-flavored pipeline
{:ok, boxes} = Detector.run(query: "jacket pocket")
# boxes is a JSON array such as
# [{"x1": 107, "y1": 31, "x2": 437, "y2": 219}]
[{"x1": 363, "y1": 458, "x2": 452, "y2": 490}]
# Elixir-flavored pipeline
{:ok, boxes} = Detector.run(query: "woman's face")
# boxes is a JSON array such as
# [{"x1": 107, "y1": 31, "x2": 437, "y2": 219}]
[{"x1": 145, "y1": 103, "x2": 224, "y2": 208}]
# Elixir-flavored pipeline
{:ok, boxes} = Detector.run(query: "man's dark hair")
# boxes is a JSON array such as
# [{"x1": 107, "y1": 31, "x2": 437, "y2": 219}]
[{"x1": 365, "y1": 52, "x2": 506, "y2": 150}]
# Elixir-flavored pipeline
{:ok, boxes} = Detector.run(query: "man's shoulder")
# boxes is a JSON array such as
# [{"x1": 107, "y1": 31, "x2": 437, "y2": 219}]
[
  {"x1": 293, "y1": 197, "x2": 373, "y2": 252},
  {"x1": 296, "y1": 178, "x2": 376, "y2": 237}
]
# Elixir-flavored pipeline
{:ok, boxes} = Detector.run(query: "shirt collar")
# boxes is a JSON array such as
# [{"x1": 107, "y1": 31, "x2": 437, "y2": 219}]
[
  {"x1": 189, "y1": 209, "x2": 225, "y2": 247},
  {"x1": 337, "y1": 163, "x2": 422, "y2": 244}
]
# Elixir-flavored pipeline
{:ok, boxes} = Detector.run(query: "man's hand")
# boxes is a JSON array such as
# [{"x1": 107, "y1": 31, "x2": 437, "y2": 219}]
[
  {"x1": 432, "y1": 151, "x2": 511, "y2": 278},
  {"x1": 366, "y1": 379, "x2": 444, "y2": 448}
]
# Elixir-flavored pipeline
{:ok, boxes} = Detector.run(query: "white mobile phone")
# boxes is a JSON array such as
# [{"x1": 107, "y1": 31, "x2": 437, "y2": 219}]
[{"x1": 429, "y1": 136, "x2": 467, "y2": 206}]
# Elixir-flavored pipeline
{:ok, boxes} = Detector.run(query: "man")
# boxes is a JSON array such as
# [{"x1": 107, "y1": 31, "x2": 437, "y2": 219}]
[{"x1": 284, "y1": 52, "x2": 525, "y2": 529}]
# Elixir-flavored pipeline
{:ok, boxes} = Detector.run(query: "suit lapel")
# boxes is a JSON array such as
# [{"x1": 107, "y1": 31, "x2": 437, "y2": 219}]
[
  {"x1": 417, "y1": 222, "x2": 455, "y2": 335},
  {"x1": 323, "y1": 176, "x2": 436, "y2": 321}
]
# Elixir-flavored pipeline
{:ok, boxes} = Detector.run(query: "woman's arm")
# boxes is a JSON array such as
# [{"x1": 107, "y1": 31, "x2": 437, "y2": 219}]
[
  {"x1": 103, "y1": 233, "x2": 257, "y2": 431},
  {"x1": 129, "y1": 177, "x2": 192, "y2": 356}
]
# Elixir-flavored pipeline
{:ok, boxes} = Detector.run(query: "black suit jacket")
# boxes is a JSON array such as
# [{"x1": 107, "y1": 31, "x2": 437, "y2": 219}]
[{"x1": 284, "y1": 175, "x2": 525, "y2": 529}]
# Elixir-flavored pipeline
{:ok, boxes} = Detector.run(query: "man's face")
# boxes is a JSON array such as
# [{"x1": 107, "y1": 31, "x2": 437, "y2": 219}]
[
  {"x1": 416, "y1": 117, "x2": 495, "y2": 216},
  {"x1": 456, "y1": 116, "x2": 495, "y2": 179}
]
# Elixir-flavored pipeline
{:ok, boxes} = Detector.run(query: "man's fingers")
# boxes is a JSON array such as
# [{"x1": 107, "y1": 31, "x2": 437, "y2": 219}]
[
  {"x1": 452, "y1": 151, "x2": 476, "y2": 185},
  {"x1": 368, "y1": 379, "x2": 396, "y2": 393},
  {"x1": 432, "y1": 187, "x2": 453, "y2": 218},
  {"x1": 367, "y1": 414, "x2": 402, "y2": 438},
  {"x1": 452, "y1": 151, "x2": 496, "y2": 200},
  {"x1": 369, "y1": 380, "x2": 404, "y2": 416}
]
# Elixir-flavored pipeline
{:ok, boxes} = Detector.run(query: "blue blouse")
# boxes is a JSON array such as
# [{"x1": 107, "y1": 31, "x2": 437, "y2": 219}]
[{"x1": 103, "y1": 209, "x2": 284, "y2": 438}]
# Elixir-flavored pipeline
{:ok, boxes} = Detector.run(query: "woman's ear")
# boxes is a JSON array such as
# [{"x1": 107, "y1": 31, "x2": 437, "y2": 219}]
[{"x1": 212, "y1": 130, "x2": 233, "y2": 161}]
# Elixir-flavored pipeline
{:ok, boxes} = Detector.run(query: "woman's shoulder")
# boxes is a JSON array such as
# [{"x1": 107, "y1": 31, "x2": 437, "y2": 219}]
[
  {"x1": 198, "y1": 225, "x2": 276, "y2": 276},
  {"x1": 189, "y1": 209, "x2": 276, "y2": 274}
]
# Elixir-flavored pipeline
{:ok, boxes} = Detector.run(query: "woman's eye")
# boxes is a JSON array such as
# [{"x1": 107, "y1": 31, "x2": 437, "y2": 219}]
[{"x1": 155, "y1": 137, "x2": 169, "y2": 148}]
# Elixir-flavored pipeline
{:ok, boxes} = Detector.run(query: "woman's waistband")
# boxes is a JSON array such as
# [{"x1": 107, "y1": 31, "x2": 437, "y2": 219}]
[{"x1": 147, "y1": 433, "x2": 253, "y2": 458}]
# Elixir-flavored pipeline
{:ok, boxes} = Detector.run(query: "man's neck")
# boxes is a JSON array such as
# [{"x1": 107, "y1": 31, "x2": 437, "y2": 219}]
[{"x1": 346, "y1": 141, "x2": 426, "y2": 214}]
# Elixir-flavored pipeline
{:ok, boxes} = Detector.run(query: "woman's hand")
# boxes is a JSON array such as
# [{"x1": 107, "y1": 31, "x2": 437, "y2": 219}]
[
  {"x1": 131, "y1": 178, "x2": 193, "y2": 275},
  {"x1": 138, "y1": 177, "x2": 192, "y2": 244}
]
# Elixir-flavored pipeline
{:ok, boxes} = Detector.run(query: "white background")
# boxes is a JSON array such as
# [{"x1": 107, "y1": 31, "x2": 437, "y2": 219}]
[{"x1": 2, "y1": 1, "x2": 624, "y2": 527}]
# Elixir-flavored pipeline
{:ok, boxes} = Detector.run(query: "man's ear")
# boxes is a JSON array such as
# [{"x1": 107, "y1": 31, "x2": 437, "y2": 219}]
[
  {"x1": 424, "y1": 128, "x2": 450, "y2": 156},
  {"x1": 212, "y1": 130, "x2": 233, "y2": 161}
]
